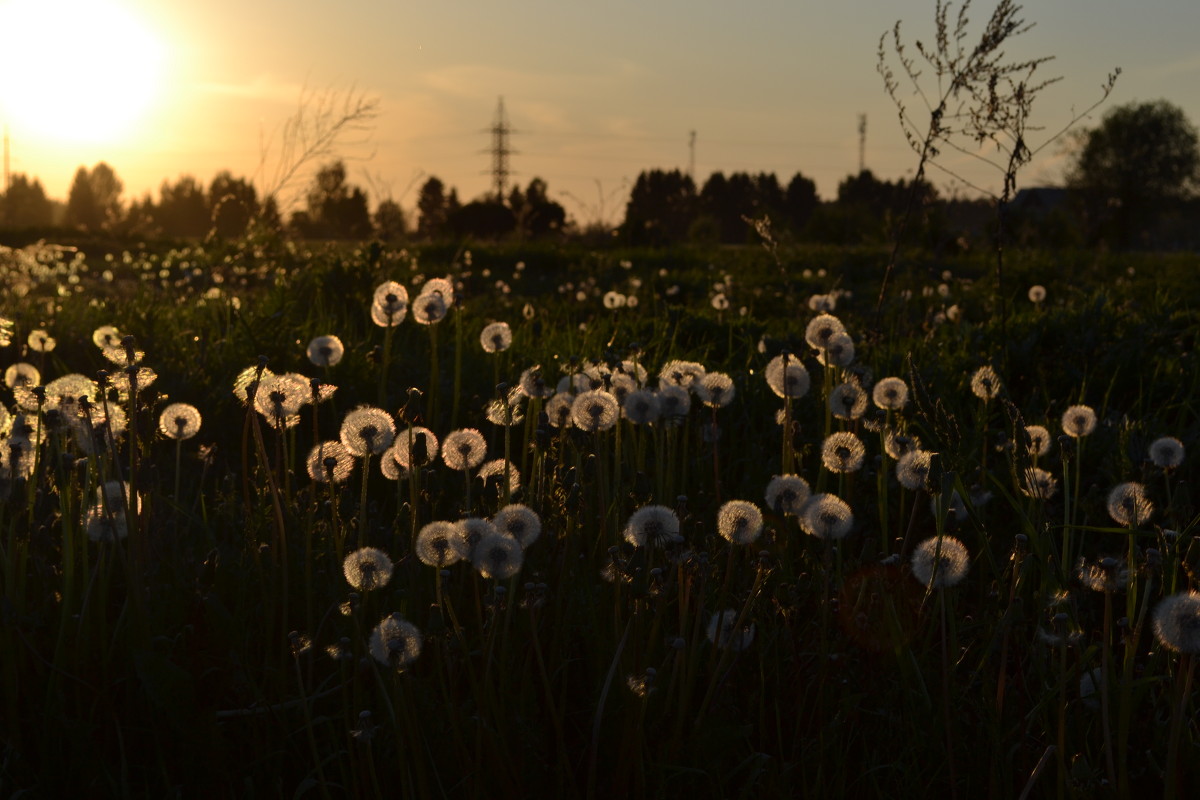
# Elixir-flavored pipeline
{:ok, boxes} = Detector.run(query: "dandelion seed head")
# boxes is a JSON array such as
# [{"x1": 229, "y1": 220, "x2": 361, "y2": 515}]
[
  {"x1": 1062, "y1": 404, "x2": 1097, "y2": 438},
  {"x1": 800, "y1": 494, "x2": 854, "y2": 540},
  {"x1": 707, "y1": 609, "x2": 755, "y2": 651},
  {"x1": 1148, "y1": 436, "x2": 1184, "y2": 469},
  {"x1": 815, "y1": 331, "x2": 855, "y2": 367},
  {"x1": 545, "y1": 392, "x2": 575, "y2": 428},
  {"x1": 872, "y1": 377, "x2": 909, "y2": 411},
  {"x1": 472, "y1": 532, "x2": 525, "y2": 580},
  {"x1": 452, "y1": 517, "x2": 498, "y2": 561},
  {"x1": 1152, "y1": 592, "x2": 1200, "y2": 653},
  {"x1": 1075, "y1": 557, "x2": 1129, "y2": 594},
  {"x1": 822, "y1": 431, "x2": 866, "y2": 474},
  {"x1": 442, "y1": 428, "x2": 488, "y2": 471},
  {"x1": 158, "y1": 403, "x2": 201, "y2": 440},
  {"x1": 27, "y1": 329, "x2": 55, "y2": 353},
  {"x1": 1023, "y1": 425, "x2": 1052, "y2": 457},
  {"x1": 1107, "y1": 482, "x2": 1153, "y2": 527},
  {"x1": 656, "y1": 385, "x2": 691, "y2": 421},
  {"x1": 717, "y1": 500, "x2": 764, "y2": 545},
  {"x1": 805, "y1": 313, "x2": 845, "y2": 351},
  {"x1": 623, "y1": 505, "x2": 682, "y2": 548},
  {"x1": 895, "y1": 449, "x2": 933, "y2": 491},
  {"x1": 517, "y1": 365, "x2": 555, "y2": 399},
  {"x1": 307, "y1": 335, "x2": 345, "y2": 367},
  {"x1": 479, "y1": 321, "x2": 513, "y2": 354},
  {"x1": 1021, "y1": 467, "x2": 1058, "y2": 500},
  {"x1": 491, "y1": 504, "x2": 542, "y2": 548},
  {"x1": 4, "y1": 362, "x2": 40, "y2": 389},
  {"x1": 765, "y1": 354, "x2": 810, "y2": 399},
  {"x1": 415, "y1": 521, "x2": 462, "y2": 567},
  {"x1": 1028, "y1": 285, "x2": 1046, "y2": 303},
  {"x1": 369, "y1": 613, "x2": 422, "y2": 669},
  {"x1": 911, "y1": 536, "x2": 970, "y2": 589},
  {"x1": 371, "y1": 281, "x2": 409, "y2": 326},
  {"x1": 829, "y1": 381, "x2": 867, "y2": 420},
  {"x1": 694, "y1": 372, "x2": 735, "y2": 408},
  {"x1": 571, "y1": 389, "x2": 619, "y2": 432},
  {"x1": 412, "y1": 291, "x2": 448, "y2": 325},
  {"x1": 306, "y1": 441, "x2": 355, "y2": 483},
  {"x1": 477, "y1": 459, "x2": 521, "y2": 494},
  {"x1": 92, "y1": 325, "x2": 122, "y2": 348},
  {"x1": 658, "y1": 360, "x2": 706, "y2": 389},
  {"x1": 970, "y1": 366, "x2": 1001, "y2": 401},
  {"x1": 765, "y1": 474, "x2": 811, "y2": 516},
  {"x1": 343, "y1": 547, "x2": 395, "y2": 592},
  {"x1": 622, "y1": 389, "x2": 661, "y2": 425},
  {"x1": 392, "y1": 426, "x2": 439, "y2": 468}
]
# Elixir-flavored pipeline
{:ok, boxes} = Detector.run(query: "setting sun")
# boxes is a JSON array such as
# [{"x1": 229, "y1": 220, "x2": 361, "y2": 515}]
[{"x1": 0, "y1": 0, "x2": 166, "y2": 145}]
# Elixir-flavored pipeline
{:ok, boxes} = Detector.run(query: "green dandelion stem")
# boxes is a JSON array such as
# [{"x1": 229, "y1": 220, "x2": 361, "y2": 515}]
[{"x1": 1164, "y1": 653, "x2": 1196, "y2": 800}]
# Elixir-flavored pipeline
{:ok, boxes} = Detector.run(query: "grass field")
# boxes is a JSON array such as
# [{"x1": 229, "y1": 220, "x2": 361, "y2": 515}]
[{"x1": 1, "y1": 236, "x2": 1198, "y2": 798}]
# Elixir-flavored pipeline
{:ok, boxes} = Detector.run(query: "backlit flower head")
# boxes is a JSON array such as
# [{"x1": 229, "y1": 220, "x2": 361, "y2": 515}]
[
  {"x1": 1021, "y1": 467, "x2": 1058, "y2": 500},
  {"x1": 911, "y1": 535, "x2": 970, "y2": 589},
  {"x1": 307, "y1": 335, "x2": 345, "y2": 367},
  {"x1": 694, "y1": 372, "x2": 735, "y2": 408},
  {"x1": 27, "y1": 329, "x2": 55, "y2": 353},
  {"x1": 658, "y1": 360, "x2": 706, "y2": 389},
  {"x1": 92, "y1": 325, "x2": 122, "y2": 348},
  {"x1": 421, "y1": 276, "x2": 456, "y2": 304},
  {"x1": 815, "y1": 331, "x2": 855, "y2": 367},
  {"x1": 1148, "y1": 436, "x2": 1184, "y2": 469},
  {"x1": 572, "y1": 389, "x2": 619, "y2": 432},
  {"x1": 829, "y1": 381, "x2": 867, "y2": 420},
  {"x1": 872, "y1": 377, "x2": 909, "y2": 411},
  {"x1": 232, "y1": 365, "x2": 272, "y2": 407},
  {"x1": 765, "y1": 474, "x2": 811, "y2": 516},
  {"x1": 472, "y1": 532, "x2": 525, "y2": 579},
  {"x1": 1023, "y1": 425, "x2": 1052, "y2": 457},
  {"x1": 707, "y1": 609, "x2": 754, "y2": 651},
  {"x1": 340, "y1": 407, "x2": 396, "y2": 457},
  {"x1": 1075, "y1": 557, "x2": 1129, "y2": 594},
  {"x1": 371, "y1": 281, "x2": 409, "y2": 327},
  {"x1": 479, "y1": 321, "x2": 512, "y2": 354},
  {"x1": 545, "y1": 392, "x2": 575, "y2": 428},
  {"x1": 412, "y1": 291, "x2": 448, "y2": 325},
  {"x1": 822, "y1": 431, "x2": 866, "y2": 473},
  {"x1": 884, "y1": 429, "x2": 921, "y2": 460},
  {"x1": 1107, "y1": 482, "x2": 1153, "y2": 527},
  {"x1": 896, "y1": 449, "x2": 933, "y2": 491},
  {"x1": 970, "y1": 366, "x2": 1001, "y2": 401},
  {"x1": 343, "y1": 547, "x2": 394, "y2": 591},
  {"x1": 518, "y1": 365, "x2": 555, "y2": 399},
  {"x1": 4, "y1": 362, "x2": 39, "y2": 389},
  {"x1": 623, "y1": 505, "x2": 682, "y2": 548},
  {"x1": 306, "y1": 441, "x2": 355, "y2": 483},
  {"x1": 451, "y1": 517, "x2": 497, "y2": 561},
  {"x1": 1152, "y1": 592, "x2": 1200, "y2": 653},
  {"x1": 442, "y1": 428, "x2": 488, "y2": 471},
  {"x1": 765, "y1": 354, "x2": 810, "y2": 399},
  {"x1": 416, "y1": 521, "x2": 462, "y2": 567},
  {"x1": 491, "y1": 504, "x2": 541, "y2": 548},
  {"x1": 622, "y1": 389, "x2": 661, "y2": 425},
  {"x1": 1028, "y1": 285, "x2": 1046, "y2": 303},
  {"x1": 800, "y1": 494, "x2": 854, "y2": 540},
  {"x1": 369, "y1": 613, "x2": 422, "y2": 669},
  {"x1": 478, "y1": 459, "x2": 520, "y2": 494},
  {"x1": 718, "y1": 500, "x2": 764, "y2": 545},
  {"x1": 1062, "y1": 404, "x2": 1097, "y2": 438},
  {"x1": 158, "y1": 403, "x2": 201, "y2": 440},
  {"x1": 656, "y1": 385, "x2": 691, "y2": 420},
  {"x1": 392, "y1": 426, "x2": 439, "y2": 468},
  {"x1": 805, "y1": 314, "x2": 845, "y2": 351},
  {"x1": 254, "y1": 373, "x2": 305, "y2": 428}
]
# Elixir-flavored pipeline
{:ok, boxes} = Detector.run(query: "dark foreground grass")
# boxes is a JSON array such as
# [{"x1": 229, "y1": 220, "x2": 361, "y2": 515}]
[{"x1": 1, "y1": 238, "x2": 1198, "y2": 798}]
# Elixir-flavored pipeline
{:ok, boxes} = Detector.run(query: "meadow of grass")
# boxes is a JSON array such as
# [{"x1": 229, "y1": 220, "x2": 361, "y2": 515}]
[{"x1": 0, "y1": 235, "x2": 1198, "y2": 798}]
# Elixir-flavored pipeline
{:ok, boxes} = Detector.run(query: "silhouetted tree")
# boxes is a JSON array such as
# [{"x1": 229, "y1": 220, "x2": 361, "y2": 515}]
[
  {"x1": 65, "y1": 162, "x2": 124, "y2": 231},
  {"x1": 1067, "y1": 100, "x2": 1200, "y2": 248},
  {"x1": 209, "y1": 171, "x2": 258, "y2": 239},
  {"x1": 450, "y1": 200, "x2": 516, "y2": 240},
  {"x1": 374, "y1": 199, "x2": 406, "y2": 241},
  {"x1": 292, "y1": 160, "x2": 372, "y2": 239},
  {"x1": 621, "y1": 169, "x2": 697, "y2": 245},
  {"x1": 512, "y1": 178, "x2": 566, "y2": 238},
  {"x1": 784, "y1": 172, "x2": 819, "y2": 233},
  {"x1": 0, "y1": 174, "x2": 54, "y2": 228},
  {"x1": 416, "y1": 177, "x2": 452, "y2": 240},
  {"x1": 155, "y1": 176, "x2": 209, "y2": 238}
]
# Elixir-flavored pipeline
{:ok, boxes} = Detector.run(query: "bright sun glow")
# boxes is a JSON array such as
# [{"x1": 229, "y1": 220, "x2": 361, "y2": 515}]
[{"x1": 0, "y1": 0, "x2": 167, "y2": 144}]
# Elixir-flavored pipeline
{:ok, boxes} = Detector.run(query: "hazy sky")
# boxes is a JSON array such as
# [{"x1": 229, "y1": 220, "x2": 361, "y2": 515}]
[{"x1": 2, "y1": 0, "x2": 1198, "y2": 224}]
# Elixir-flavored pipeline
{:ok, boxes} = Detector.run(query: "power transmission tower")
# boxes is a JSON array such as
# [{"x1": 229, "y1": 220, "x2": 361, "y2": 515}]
[
  {"x1": 857, "y1": 114, "x2": 867, "y2": 174},
  {"x1": 484, "y1": 97, "x2": 517, "y2": 201}
]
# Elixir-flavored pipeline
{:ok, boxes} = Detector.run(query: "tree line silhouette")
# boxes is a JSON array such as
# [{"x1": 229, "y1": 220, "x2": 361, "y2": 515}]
[{"x1": 1, "y1": 100, "x2": 1197, "y2": 250}]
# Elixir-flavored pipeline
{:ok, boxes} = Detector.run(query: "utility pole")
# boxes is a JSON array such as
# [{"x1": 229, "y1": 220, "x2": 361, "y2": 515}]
[
  {"x1": 857, "y1": 114, "x2": 867, "y2": 174},
  {"x1": 688, "y1": 130, "x2": 696, "y2": 182},
  {"x1": 484, "y1": 97, "x2": 516, "y2": 201}
]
